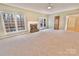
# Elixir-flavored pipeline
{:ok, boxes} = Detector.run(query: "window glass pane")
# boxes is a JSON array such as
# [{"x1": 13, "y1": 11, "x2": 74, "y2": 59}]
[
  {"x1": 3, "y1": 13, "x2": 16, "y2": 32},
  {"x1": 16, "y1": 14, "x2": 25, "y2": 31}
]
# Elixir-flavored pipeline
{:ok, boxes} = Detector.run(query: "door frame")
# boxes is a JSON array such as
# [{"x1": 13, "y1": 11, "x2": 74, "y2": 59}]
[
  {"x1": 65, "y1": 16, "x2": 69, "y2": 31},
  {"x1": 54, "y1": 16, "x2": 60, "y2": 30}
]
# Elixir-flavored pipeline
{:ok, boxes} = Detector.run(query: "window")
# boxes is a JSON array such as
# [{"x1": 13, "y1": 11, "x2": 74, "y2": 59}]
[
  {"x1": 2, "y1": 12, "x2": 26, "y2": 33},
  {"x1": 16, "y1": 14, "x2": 25, "y2": 31},
  {"x1": 38, "y1": 17, "x2": 47, "y2": 30},
  {"x1": 3, "y1": 13, "x2": 16, "y2": 32}
]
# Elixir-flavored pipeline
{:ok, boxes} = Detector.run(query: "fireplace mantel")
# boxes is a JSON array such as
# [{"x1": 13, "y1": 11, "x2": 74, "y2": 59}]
[{"x1": 28, "y1": 21, "x2": 39, "y2": 32}]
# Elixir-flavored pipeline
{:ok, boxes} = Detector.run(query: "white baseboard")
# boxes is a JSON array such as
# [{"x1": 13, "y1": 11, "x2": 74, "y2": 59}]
[{"x1": 0, "y1": 31, "x2": 29, "y2": 40}]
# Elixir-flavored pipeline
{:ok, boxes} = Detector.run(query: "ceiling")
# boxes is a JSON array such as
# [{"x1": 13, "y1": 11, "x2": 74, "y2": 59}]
[{"x1": 5, "y1": 3, "x2": 79, "y2": 14}]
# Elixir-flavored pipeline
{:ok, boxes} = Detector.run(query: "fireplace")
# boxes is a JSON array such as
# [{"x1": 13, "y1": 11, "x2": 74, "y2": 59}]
[
  {"x1": 28, "y1": 21, "x2": 39, "y2": 33},
  {"x1": 30, "y1": 24, "x2": 39, "y2": 33}
]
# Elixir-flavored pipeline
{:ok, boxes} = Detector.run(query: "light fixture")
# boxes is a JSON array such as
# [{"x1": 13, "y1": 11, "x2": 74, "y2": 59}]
[
  {"x1": 48, "y1": 6, "x2": 51, "y2": 9},
  {"x1": 48, "y1": 3, "x2": 52, "y2": 9}
]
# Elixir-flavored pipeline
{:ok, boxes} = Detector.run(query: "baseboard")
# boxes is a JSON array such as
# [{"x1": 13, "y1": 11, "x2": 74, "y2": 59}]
[{"x1": 0, "y1": 31, "x2": 29, "y2": 40}]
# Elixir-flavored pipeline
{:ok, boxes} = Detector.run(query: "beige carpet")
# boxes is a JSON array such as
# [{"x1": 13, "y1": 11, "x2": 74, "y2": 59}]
[{"x1": 0, "y1": 30, "x2": 79, "y2": 56}]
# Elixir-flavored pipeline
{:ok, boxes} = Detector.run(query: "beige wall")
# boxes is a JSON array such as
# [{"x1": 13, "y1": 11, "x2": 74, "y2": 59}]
[
  {"x1": 0, "y1": 4, "x2": 48, "y2": 21},
  {"x1": 1, "y1": 3, "x2": 79, "y2": 37},
  {"x1": 48, "y1": 8, "x2": 79, "y2": 30},
  {"x1": 0, "y1": 15, "x2": 5, "y2": 36},
  {"x1": 0, "y1": 4, "x2": 48, "y2": 36}
]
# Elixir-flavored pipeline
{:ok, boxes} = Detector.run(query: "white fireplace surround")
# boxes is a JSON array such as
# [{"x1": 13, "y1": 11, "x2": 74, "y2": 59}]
[{"x1": 28, "y1": 21, "x2": 38, "y2": 32}]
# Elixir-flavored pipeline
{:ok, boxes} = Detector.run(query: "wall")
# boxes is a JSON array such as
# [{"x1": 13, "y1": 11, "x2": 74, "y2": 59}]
[
  {"x1": 48, "y1": 8, "x2": 79, "y2": 30},
  {"x1": 0, "y1": 14, "x2": 5, "y2": 36},
  {"x1": 0, "y1": 4, "x2": 48, "y2": 21},
  {"x1": 48, "y1": 15, "x2": 66, "y2": 30},
  {"x1": 1, "y1": 3, "x2": 79, "y2": 37},
  {"x1": 48, "y1": 15, "x2": 54, "y2": 29},
  {"x1": 0, "y1": 4, "x2": 48, "y2": 37}
]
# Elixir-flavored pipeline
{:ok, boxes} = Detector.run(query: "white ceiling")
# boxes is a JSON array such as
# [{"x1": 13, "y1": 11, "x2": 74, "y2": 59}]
[{"x1": 5, "y1": 3, "x2": 79, "y2": 14}]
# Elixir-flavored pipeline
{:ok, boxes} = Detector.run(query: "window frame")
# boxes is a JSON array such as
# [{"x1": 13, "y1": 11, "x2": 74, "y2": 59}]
[{"x1": 1, "y1": 12, "x2": 27, "y2": 34}]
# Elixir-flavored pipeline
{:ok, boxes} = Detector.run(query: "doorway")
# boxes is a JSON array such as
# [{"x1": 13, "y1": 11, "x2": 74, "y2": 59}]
[
  {"x1": 66, "y1": 15, "x2": 79, "y2": 32},
  {"x1": 54, "y1": 16, "x2": 60, "y2": 30}
]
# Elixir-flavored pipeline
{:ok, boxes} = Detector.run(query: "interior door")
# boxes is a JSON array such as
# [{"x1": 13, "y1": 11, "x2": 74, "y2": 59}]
[
  {"x1": 67, "y1": 16, "x2": 76, "y2": 32},
  {"x1": 75, "y1": 16, "x2": 79, "y2": 32},
  {"x1": 54, "y1": 16, "x2": 60, "y2": 30}
]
